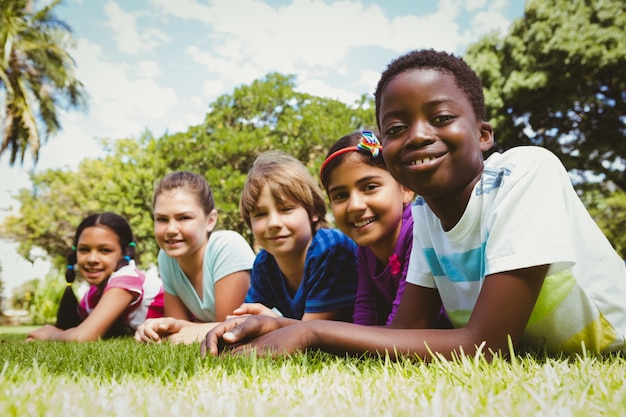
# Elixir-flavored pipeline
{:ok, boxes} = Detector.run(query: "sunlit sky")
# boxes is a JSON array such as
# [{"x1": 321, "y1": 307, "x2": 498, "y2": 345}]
[{"x1": 0, "y1": 0, "x2": 526, "y2": 297}]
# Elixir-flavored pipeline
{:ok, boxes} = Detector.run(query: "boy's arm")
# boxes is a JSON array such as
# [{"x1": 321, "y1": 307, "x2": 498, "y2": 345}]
[
  {"x1": 315, "y1": 264, "x2": 548, "y2": 358},
  {"x1": 202, "y1": 265, "x2": 548, "y2": 359},
  {"x1": 388, "y1": 283, "x2": 442, "y2": 329}
]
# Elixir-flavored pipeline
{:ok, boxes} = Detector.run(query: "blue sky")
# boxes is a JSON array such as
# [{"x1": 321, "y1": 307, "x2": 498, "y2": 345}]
[{"x1": 0, "y1": 0, "x2": 526, "y2": 297}]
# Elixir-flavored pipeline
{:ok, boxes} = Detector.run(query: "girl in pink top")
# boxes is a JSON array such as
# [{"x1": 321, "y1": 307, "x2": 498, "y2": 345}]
[{"x1": 27, "y1": 212, "x2": 164, "y2": 341}]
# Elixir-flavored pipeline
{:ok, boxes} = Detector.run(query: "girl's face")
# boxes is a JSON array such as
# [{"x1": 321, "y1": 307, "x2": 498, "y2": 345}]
[
  {"x1": 327, "y1": 153, "x2": 413, "y2": 261},
  {"x1": 249, "y1": 184, "x2": 316, "y2": 261},
  {"x1": 379, "y1": 68, "x2": 493, "y2": 203},
  {"x1": 76, "y1": 225, "x2": 123, "y2": 287},
  {"x1": 153, "y1": 189, "x2": 217, "y2": 263}
]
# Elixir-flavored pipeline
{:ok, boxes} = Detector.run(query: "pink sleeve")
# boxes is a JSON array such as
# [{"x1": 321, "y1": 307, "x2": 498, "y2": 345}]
[{"x1": 105, "y1": 269, "x2": 144, "y2": 302}]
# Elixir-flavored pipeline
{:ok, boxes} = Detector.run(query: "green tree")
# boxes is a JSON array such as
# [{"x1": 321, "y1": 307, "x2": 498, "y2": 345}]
[
  {"x1": 586, "y1": 187, "x2": 626, "y2": 259},
  {"x1": 0, "y1": 263, "x2": 5, "y2": 314},
  {"x1": 1, "y1": 73, "x2": 375, "y2": 264},
  {"x1": 0, "y1": 133, "x2": 161, "y2": 269},
  {"x1": 155, "y1": 72, "x2": 375, "y2": 242},
  {"x1": 10, "y1": 271, "x2": 63, "y2": 324},
  {"x1": 464, "y1": 0, "x2": 626, "y2": 189},
  {"x1": 0, "y1": 0, "x2": 86, "y2": 164}
]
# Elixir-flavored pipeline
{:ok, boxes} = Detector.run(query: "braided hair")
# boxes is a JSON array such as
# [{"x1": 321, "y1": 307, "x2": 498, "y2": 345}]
[{"x1": 55, "y1": 212, "x2": 137, "y2": 337}]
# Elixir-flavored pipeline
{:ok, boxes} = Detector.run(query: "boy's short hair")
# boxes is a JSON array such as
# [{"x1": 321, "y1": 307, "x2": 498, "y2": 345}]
[
  {"x1": 374, "y1": 49, "x2": 486, "y2": 128},
  {"x1": 239, "y1": 150, "x2": 329, "y2": 230}
]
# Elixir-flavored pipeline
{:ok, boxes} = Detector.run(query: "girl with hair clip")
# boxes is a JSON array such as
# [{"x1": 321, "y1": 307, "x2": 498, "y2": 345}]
[
  {"x1": 27, "y1": 212, "x2": 164, "y2": 342},
  {"x1": 228, "y1": 150, "x2": 358, "y2": 322},
  {"x1": 135, "y1": 171, "x2": 256, "y2": 344},
  {"x1": 319, "y1": 130, "x2": 418, "y2": 326}
]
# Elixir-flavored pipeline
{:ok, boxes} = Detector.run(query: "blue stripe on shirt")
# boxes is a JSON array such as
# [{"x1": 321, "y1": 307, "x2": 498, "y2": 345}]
[{"x1": 424, "y1": 243, "x2": 485, "y2": 282}]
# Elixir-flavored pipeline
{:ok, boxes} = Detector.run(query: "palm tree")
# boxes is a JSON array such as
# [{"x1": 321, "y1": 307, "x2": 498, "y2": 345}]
[{"x1": 0, "y1": 0, "x2": 86, "y2": 165}]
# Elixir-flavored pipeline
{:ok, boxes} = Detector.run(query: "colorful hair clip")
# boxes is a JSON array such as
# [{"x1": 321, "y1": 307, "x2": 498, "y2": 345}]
[
  {"x1": 128, "y1": 242, "x2": 136, "y2": 247},
  {"x1": 71, "y1": 246, "x2": 76, "y2": 250},
  {"x1": 124, "y1": 256, "x2": 131, "y2": 261},
  {"x1": 357, "y1": 130, "x2": 382, "y2": 157},
  {"x1": 66, "y1": 265, "x2": 74, "y2": 270},
  {"x1": 320, "y1": 130, "x2": 383, "y2": 180}
]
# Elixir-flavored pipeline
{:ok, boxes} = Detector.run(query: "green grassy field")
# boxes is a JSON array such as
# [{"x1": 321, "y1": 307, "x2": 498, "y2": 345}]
[{"x1": 1, "y1": 327, "x2": 625, "y2": 416}]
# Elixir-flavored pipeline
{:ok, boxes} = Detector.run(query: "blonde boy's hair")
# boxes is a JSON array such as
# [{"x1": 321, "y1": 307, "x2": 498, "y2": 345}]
[{"x1": 240, "y1": 150, "x2": 329, "y2": 230}]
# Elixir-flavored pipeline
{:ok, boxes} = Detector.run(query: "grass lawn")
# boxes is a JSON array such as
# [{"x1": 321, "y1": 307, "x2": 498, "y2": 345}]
[{"x1": 1, "y1": 326, "x2": 625, "y2": 417}]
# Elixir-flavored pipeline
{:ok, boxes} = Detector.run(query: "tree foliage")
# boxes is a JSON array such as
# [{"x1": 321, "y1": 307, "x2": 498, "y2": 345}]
[
  {"x1": 153, "y1": 72, "x2": 375, "y2": 243},
  {"x1": 464, "y1": 0, "x2": 626, "y2": 189},
  {"x1": 585, "y1": 187, "x2": 626, "y2": 259},
  {"x1": 0, "y1": 0, "x2": 87, "y2": 164},
  {"x1": 10, "y1": 271, "x2": 63, "y2": 323},
  {"x1": 1, "y1": 73, "x2": 375, "y2": 267},
  {"x1": 1, "y1": 133, "x2": 160, "y2": 269}
]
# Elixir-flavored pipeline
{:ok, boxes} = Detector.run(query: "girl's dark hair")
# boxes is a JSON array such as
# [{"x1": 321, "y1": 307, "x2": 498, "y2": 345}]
[
  {"x1": 374, "y1": 49, "x2": 486, "y2": 130},
  {"x1": 56, "y1": 212, "x2": 137, "y2": 337},
  {"x1": 320, "y1": 130, "x2": 387, "y2": 190}
]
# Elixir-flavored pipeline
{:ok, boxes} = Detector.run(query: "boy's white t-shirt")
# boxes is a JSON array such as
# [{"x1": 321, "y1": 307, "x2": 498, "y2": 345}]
[{"x1": 407, "y1": 146, "x2": 626, "y2": 354}]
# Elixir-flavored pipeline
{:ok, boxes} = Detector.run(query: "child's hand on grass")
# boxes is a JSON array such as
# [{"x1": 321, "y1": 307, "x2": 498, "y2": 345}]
[
  {"x1": 200, "y1": 315, "x2": 285, "y2": 357},
  {"x1": 25, "y1": 325, "x2": 63, "y2": 341},
  {"x1": 134, "y1": 317, "x2": 183, "y2": 343}
]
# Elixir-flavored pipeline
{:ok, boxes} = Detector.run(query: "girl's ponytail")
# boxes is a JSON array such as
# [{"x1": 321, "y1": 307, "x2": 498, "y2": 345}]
[
  {"x1": 115, "y1": 241, "x2": 136, "y2": 270},
  {"x1": 105, "y1": 241, "x2": 136, "y2": 338},
  {"x1": 55, "y1": 248, "x2": 82, "y2": 329}
]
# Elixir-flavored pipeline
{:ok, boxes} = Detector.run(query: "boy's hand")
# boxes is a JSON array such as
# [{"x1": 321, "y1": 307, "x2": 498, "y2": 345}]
[{"x1": 200, "y1": 315, "x2": 282, "y2": 357}]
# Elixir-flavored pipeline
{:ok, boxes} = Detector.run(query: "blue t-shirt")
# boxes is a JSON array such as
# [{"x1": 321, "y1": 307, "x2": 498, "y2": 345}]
[
  {"x1": 159, "y1": 230, "x2": 255, "y2": 322},
  {"x1": 245, "y1": 228, "x2": 358, "y2": 320}
]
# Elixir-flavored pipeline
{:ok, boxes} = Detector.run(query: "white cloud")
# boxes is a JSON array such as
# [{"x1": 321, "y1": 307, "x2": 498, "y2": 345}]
[
  {"x1": 470, "y1": 10, "x2": 513, "y2": 37},
  {"x1": 72, "y1": 38, "x2": 179, "y2": 138},
  {"x1": 104, "y1": 0, "x2": 171, "y2": 55},
  {"x1": 202, "y1": 79, "x2": 227, "y2": 101},
  {"x1": 0, "y1": 241, "x2": 51, "y2": 298},
  {"x1": 359, "y1": 70, "x2": 383, "y2": 95},
  {"x1": 464, "y1": 0, "x2": 489, "y2": 12},
  {"x1": 295, "y1": 79, "x2": 360, "y2": 104},
  {"x1": 148, "y1": 0, "x2": 214, "y2": 22},
  {"x1": 170, "y1": 0, "x2": 515, "y2": 106},
  {"x1": 138, "y1": 60, "x2": 161, "y2": 78}
]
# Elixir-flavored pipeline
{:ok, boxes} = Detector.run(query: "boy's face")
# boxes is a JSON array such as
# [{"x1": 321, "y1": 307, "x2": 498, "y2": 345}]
[
  {"x1": 249, "y1": 184, "x2": 317, "y2": 261},
  {"x1": 378, "y1": 68, "x2": 493, "y2": 201}
]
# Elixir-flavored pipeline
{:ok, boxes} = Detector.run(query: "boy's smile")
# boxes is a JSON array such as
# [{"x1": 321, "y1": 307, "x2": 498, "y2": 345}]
[
  {"x1": 379, "y1": 68, "x2": 493, "y2": 228},
  {"x1": 250, "y1": 185, "x2": 315, "y2": 260}
]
